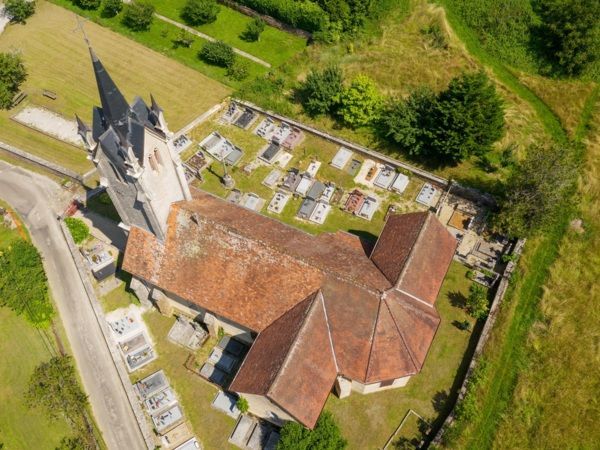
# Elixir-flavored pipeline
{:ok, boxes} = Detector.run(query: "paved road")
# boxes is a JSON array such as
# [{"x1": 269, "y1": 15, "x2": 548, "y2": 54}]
[{"x1": 0, "y1": 162, "x2": 147, "y2": 450}]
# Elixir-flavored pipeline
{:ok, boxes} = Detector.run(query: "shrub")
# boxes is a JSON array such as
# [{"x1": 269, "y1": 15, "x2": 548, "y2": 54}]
[
  {"x1": 4, "y1": 0, "x2": 36, "y2": 23},
  {"x1": 236, "y1": 396, "x2": 249, "y2": 413},
  {"x1": 0, "y1": 51, "x2": 27, "y2": 109},
  {"x1": 240, "y1": 17, "x2": 265, "y2": 42},
  {"x1": 101, "y1": 0, "x2": 122, "y2": 18},
  {"x1": 121, "y1": 0, "x2": 155, "y2": 31},
  {"x1": 199, "y1": 40, "x2": 235, "y2": 67},
  {"x1": 73, "y1": 0, "x2": 101, "y2": 10},
  {"x1": 278, "y1": 411, "x2": 347, "y2": 449},
  {"x1": 0, "y1": 239, "x2": 54, "y2": 327},
  {"x1": 65, "y1": 217, "x2": 90, "y2": 244},
  {"x1": 466, "y1": 283, "x2": 489, "y2": 319},
  {"x1": 298, "y1": 65, "x2": 344, "y2": 117},
  {"x1": 180, "y1": 0, "x2": 219, "y2": 26},
  {"x1": 234, "y1": 0, "x2": 327, "y2": 32},
  {"x1": 226, "y1": 59, "x2": 249, "y2": 81},
  {"x1": 336, "y1": 74, "x2": 382, "y2": 128},
  {"x1": 172, "y1": 28, "x2": 195, "y2": 48}
]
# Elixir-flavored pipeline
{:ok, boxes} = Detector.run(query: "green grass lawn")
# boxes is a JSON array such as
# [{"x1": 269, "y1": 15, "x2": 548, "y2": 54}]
[
  {"x1": 0, "y1": 1, "x2": 232, "y2": 174},
  {"x1": 0, "y1": 209, "x2": 72, "y2": 449},
  {"x1": 134, "y1": 311, "x2": 237, "y2": 450},
  {"x1": 50, "y1": 0, "x2": 267, "y2": 87},
  {"x1": 187, "y1": 114, "x2": 428, "y2": 238},
  {"x1": 325, "y1": 262, "x2": 478, "y2": 449},
  {"x1": 99, "y1": 275, "x2": 140, "y2": 312},
  {"x1": 145, "y1": 0, "x2": 307, "y2": 67}
]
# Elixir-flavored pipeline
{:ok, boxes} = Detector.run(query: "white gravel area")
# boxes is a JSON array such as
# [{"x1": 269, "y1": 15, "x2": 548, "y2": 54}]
[
  {"x1": 14, "y1": 106, "x2": 83, "y2": 146},
  {"x1": 0, "y1": 4, "x2": 9, "y2": 35}
]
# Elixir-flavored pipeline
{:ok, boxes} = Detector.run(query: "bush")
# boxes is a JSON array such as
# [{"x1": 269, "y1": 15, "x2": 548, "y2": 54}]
[
  {"x1": 73, "y1": 0, "x2": 101, "y2": 10},
  {"x1": 226, "y1": 59, "x2": 249, "y2": 80},
  {"x1": 278, "y1": 411, "x2": 347, "y2": 449},
  {"x1": 240, "y1": 17, "x2": 265, "y2": 42},
  {"x1": 0, "y1": 239, "x2": 54, "y2": 327},
  {"x1": 336, "y1": 74, "x2": 382, "y2": 128},
  {"x1": 121, "y1": 0, "x2": 155, "y2": 31},
  {"x1": 199, "y1": 40, "x2": 235, "y2": 67},
  {"x1": 4, "y1": 0, "x2": 36, "y2": 23},
  {"x1": 172, "y1": 28, "x2": 195, "y2": 48},
  {"x1": 0, "y1": 51, "x2": 26, "y2": 110},
  {"x1": 466, "y1": 283, "x2": 489, "y2": 319},
  {"x1": 180, "y1": 0, "x2": 219, "y2": 26},
  {"x1": 236, "y1": 396, "x2": 249, "y2": 413},
  {"x1": 234, "y1": 0, "x2": 327, "y2": 32},
  {"x1": 65, "y1": 217, "x2": 90, "y2": 244},
  {"x1": 101, "y1": 0, "x2": 122, "y2": 18},
  {"x1": 298, "y1": 65, "x2": 344, "y2": 117}
]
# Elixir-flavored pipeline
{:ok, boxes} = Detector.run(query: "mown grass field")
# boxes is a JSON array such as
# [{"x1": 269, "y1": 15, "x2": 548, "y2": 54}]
[
  {"x1": 0, "y1": 206, "x2": 71, "y2": 450},
  {"x1": 0, "y1": 1, "x2": 231, "y2": 174},
  {"x1": 326, "y1": 262, "x2": 478, "y2": 449},
  {"x1": 50, "y1": 0, "x2": 268, "y2": 85},
  {"x1": 145, "y1": 0, "x2": 307, "y2": 67}
]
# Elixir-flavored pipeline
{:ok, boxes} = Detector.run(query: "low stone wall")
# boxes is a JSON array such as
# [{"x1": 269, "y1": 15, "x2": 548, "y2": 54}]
[
  {"x1": 431, "y1": 238, "x2": 526, "y2": 444},
  {"x1": 217, "y1": 0, "x2": 312, "y2": 40},
  {"x1": 0, "y1": 139, "x2": 83, "y2": 181}
]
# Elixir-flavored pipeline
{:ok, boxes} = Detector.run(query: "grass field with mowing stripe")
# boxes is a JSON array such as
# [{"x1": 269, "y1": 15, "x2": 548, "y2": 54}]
[
  {"x1": 0, "y1": 1, "x2": 231, "y2": 174},
  {"x1": 145, "y1": 0, "x2": 307, "y2": 67}
]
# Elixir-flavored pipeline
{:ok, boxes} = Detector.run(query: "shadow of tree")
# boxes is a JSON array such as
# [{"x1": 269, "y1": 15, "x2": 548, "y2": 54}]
[
  {"x1": 448, "y1": 291, "x2": 467, "y2": 308},
  {"x1": 432, "y1": 390, "x2": 450, "y2": 413}
]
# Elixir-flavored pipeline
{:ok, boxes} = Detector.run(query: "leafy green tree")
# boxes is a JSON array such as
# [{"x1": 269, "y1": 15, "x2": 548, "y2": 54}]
[
  {"x1": 121, "y1": 0, "x2": 155, "y2": 31},
  {"x1": 64, "y1": 218, "x2": 90, "y2": 244},
  {"x1": 236, "y1": 396, "x2": 249, "y2": 413},
  {"x1": 299, "y1": 65, "x2": 344, "y2": 116},
  {"x1": 73, "y1": 0, "x2": 101, "y2": 10},
  {"x1": 180, "y1": 0, "x2": 219, "y2": 26},
  {"x1": 100, "y1": 0, "x2": 122, "y2": 18},
  {"x1": 0, "y1": 51, "x2": 27, "y2": 109},
  {"x1": 198, "y1": 40, "x2": 235, "y2": 67},
  {"x1": 278, "y1": 411, "x2": 347, "y2": 450},
  {"x1": 4, "y1": 0, "x2": 36, "y2": 23},
  {"x1": 240, "y1": 17, "x2": 266, "y2": 42},
  {"x1": 335, "y1": 74, "x2": 382, "y2": 128},
  {"x1": 27, "y1": 357, "x2": 89, "y2": 430},
  {"x1": 466, "y1": 284, "x2": 488, "y2": 319},
  {"x1": 226, "y1": 59, "x2": 249, "y2": 81},
  {"x1": 495, "y1": 143, "x2": 577, "y2": 237},
  {"x1": 0, "y1": 239, "x2": 54, "y2": 327},
  {"x1": 538, "y1": 0, "x2": 600, "y2": 75}
]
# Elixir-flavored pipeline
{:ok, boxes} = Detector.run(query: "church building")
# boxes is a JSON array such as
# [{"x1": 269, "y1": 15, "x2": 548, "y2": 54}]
[{"x1": 78, "y1": 47, "x2": 457, "y2": 430}]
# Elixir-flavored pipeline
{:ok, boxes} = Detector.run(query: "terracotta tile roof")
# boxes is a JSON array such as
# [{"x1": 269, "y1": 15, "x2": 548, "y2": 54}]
[
  {"x1": 122, "y1": 190, "x2": 456, "y2": 429},
  {"x1": 230, "y1": 291, "x2": 338, "y2": 429}
]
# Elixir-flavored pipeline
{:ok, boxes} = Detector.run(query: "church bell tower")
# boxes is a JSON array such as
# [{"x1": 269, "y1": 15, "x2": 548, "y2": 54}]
[{"x1": 77, "y1": 45, "x2": 192, "y2": 241}]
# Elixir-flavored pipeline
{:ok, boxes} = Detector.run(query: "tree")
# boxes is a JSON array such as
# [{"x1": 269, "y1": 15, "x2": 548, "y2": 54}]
[
  {"x1": 172, "y1": 28, "x2": 195, "y2": 48},
  {"x1": 4, "y1": 0, "x2": 36, "y2": 23},
  {"x1": 298, "y1": 65, "x2": 344, "y2": 117},
  {"x1": 495, "y1": 143, "x2": 577, "y2": 237},
  {"x1": 101, "y1": 0, "x2": 122, "y2": 18},
  {"x1": 466, "y1": 284, "x2": 488, "y2": 319},
  {"x1": 336, "y1": 74, "x2": 382, "y2": 128},
  {"x1": 236, "y1": 396, "x2": 249, "y2": 413},
  {"x1": 27, "y1": 357, "x2": 90, "y2": 433},
  {"x1": 198, "y1": 40, "x2": 235, "y2": 67},
  {"x1": 0, "y1": 239, "x2": 54, "y2": 327},
  {"x1": 64, "y1": 218, "x2": 90, "y2": 244},
  {"x1": 538, "y1": 0, "x2": 600, "y2": 75},
  {"x1": 0, "y1": 51, "x2": 27, "y2": 107},
  {"x1": 278, "y1": 411, "x2": 347, "y2": 450},
  {"x1": 180, "y1": 0, "x2": 219, "y2": 26},
  {"x1": 73, "y1": 0, "x2": 101, "y2": 10},
  {"x1": 240, "y1": 17, "x2": 266, "y2": 42},
  {"x1": 226, "y1": 59, "x2": 249, "y2": 81},
  {"x1": 121, "y1": 0, "x2": 155, "y2": 31}
]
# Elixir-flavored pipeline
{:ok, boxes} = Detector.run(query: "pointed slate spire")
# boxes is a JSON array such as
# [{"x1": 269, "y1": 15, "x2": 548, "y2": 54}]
[
  {"x1": 75, "y1": 114, "x2": 90, "y2": 133},
  {"x1": 150, "y1": 93, "x2": 163, "y2": 113},
  {"x1": 88, "y1": 46, "x2": 130, "y2": 137}
]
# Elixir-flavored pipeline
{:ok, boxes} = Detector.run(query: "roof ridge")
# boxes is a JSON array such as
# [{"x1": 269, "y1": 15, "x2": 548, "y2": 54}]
[
  {"x1": 394, "y1": 212, "x2": 431, "y2": 290},
  {"x1": 364, "y1": 298, "x2": 384, "y2": 382},
  {"x1": 383, "y1": 297, "x2": 419, "y2": 375},
  {"x1": 320, "y1": 292, "x2": 340, "y2": 373},
  {"x1": 267, "y1": 291, "x2": 320, "y2": 398}
]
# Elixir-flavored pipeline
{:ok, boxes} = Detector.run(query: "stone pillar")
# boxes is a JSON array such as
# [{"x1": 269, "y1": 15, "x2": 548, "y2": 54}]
[
  {"x1": 334, "y1": 376, "x2": 352, "y2": 399},
  {"x1": 152, "y1": 289, "x2": 173, "y2": 316},
  {"x1": 204, "y1": 312, "x2": 220, "y2": 338}
]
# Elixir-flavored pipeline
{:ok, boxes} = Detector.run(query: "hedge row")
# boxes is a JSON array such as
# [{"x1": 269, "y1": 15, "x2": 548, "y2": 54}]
[{"x1": 234, "y1": 0, "x2": 327, "y2": 32}]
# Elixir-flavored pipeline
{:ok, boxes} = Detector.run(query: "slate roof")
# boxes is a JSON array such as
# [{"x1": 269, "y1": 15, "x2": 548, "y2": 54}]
[{"x1": 123, "y1": 190, "x2": 457, "y2": 428}]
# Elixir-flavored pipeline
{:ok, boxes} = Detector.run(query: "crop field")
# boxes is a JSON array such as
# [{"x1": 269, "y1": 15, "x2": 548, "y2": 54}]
[{"x1": 0, "y1": 1, "x2": 231, "y2": 174}]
